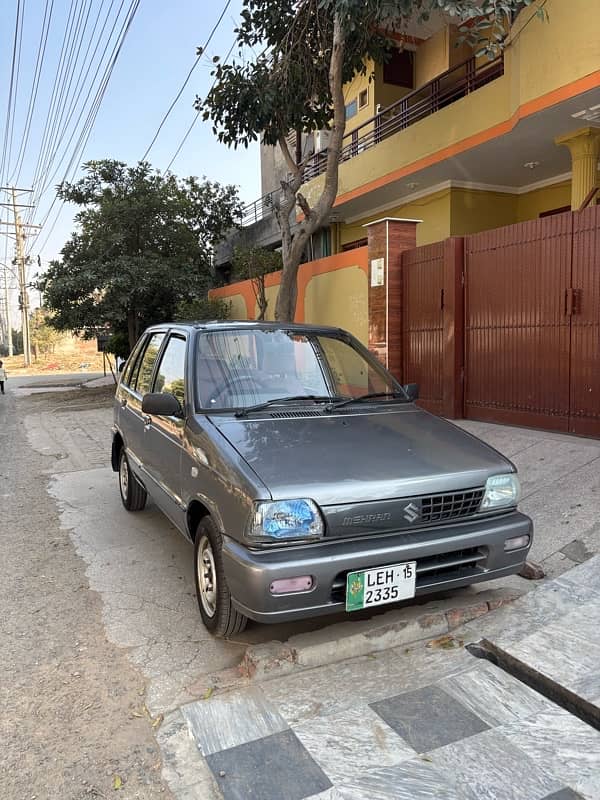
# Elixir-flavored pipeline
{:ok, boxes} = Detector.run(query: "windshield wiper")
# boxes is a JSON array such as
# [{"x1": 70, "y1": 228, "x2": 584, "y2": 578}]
[
  {"x1": 325, "y1": 391, "x2": 407, "y2": 412},
  {"x1": 235, "y1": 395, "x2": 345, "y2": 418}
]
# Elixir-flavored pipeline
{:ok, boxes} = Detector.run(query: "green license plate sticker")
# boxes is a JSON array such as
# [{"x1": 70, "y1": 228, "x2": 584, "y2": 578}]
[{"x1": 346, "y1": 561, "x2": 417, "y2": 612}]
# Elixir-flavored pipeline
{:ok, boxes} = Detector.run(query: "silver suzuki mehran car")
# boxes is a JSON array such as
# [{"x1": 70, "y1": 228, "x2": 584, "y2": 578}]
[{"x1": 112, "y1": 321, "x2": 532, "y2": 637}]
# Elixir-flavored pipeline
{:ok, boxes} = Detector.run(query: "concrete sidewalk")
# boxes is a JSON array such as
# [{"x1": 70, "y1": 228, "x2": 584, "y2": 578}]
[
  {"x1": 161, "y1": 556, "x2": 600, "y2": 800},
  {"x1": 455, "y1": 420, "x2": 600, "y2": 579}
]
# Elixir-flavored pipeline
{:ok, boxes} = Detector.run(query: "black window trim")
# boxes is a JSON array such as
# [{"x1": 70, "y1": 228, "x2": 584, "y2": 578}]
[
  {"x1": 129, "y1": 330, "x2": 168, "y2": 398},
  {"x1": 151, "y1": 331, "x2": 188, "y2": 412}
]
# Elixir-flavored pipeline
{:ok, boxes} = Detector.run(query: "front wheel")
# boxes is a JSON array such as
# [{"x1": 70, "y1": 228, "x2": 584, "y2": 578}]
[
  {"x1": 194, "y1": 516, "x2": 248, "y2": 638},
  {"x1": 118, "y1": 448, "x2": 147, "y2": 511}
]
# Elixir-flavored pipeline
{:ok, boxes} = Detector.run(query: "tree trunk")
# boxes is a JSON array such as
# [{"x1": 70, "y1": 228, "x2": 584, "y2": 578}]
[
  {"x1": 127, "y1": 309, "x2": 137, "y2": 351},
  {"x1": 273, "y1": 13, "x2": 346, "y2": 322}
]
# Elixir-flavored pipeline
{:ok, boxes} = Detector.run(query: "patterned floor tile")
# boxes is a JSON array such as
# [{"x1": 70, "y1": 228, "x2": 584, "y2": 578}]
[
  {"x1": 182, "y1": 686, "x2": 288, "y2": 756},
  {"x1": 205, "y1": 729, "x2": 332, "y2": 800},
  {"x1": 261, "y1": 645, "x2": 473, "y2": 726},
  {"x1": 329, "y1": 758, "x2": 467, "y2": 800},
  {"x1": 506, "y1": 625, "x2": 600, "y2": 687},
  {"x1": 370, "y1": 684, "x2": 489, "y2": 753},
  {"x1": 542, "y1": 789, "x2": 586, "y2": 800},
  {"x1": 568, "y1": 670, "x2": 600, "y2": 705},
  {"x1": 439, "y1": 660, "x2": 554, "y2": 726},
  {"x1": 430, "y1": 728, "x2": 563, "y2": 800},
  {"x1": 498, "y1": 708, "x2": 600, "y2": 799},
  {"x1": 293, "y1": 705, "x2": 416, "y2": 785}
]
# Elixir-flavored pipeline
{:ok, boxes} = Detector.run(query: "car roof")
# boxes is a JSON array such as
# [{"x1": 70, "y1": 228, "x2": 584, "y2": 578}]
[{"x1": 143, "y1": 320, "x2": 347, "y2": 335}]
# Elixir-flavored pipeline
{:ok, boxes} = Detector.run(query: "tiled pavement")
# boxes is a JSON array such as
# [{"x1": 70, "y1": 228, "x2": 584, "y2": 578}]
[{"x1": 168, "y1": 557, "x2": 600, "y2": 800}]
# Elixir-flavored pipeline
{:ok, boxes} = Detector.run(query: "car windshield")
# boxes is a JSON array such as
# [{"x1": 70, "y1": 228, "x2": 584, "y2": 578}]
[{"x1": 195, "y1": 328, "x2": 400, "y2": 410}]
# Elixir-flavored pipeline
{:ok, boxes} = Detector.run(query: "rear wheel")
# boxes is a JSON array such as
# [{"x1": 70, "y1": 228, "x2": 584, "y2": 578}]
[
  {"x1": 118, "y1": 448, "x2": 147, "y2": 511},
  {"x1": 194, "y1": 516, "x2": 248, "y2": 638}
]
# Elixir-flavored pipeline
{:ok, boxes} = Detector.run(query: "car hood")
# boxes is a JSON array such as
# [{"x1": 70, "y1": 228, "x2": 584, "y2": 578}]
[{"x1": 208, "y1": 406, "x2": 513, "y2": 506}]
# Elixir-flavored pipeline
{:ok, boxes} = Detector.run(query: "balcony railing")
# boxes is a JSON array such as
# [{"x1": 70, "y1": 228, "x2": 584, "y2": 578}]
[
  {"x1": 239, "y1": 53, "x2": 504, "y2": 226},
  {"x1": 304, "y1": 53, "x2": 504, "y2": 181},
  {"x1": 239, "y1": 190, "x2": 279, "y2": 227}
]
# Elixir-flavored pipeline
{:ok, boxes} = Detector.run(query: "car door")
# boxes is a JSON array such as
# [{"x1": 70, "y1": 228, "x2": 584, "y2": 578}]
[
  {"x1": 120, "y1": 331, "x2": 167, "y2": 478},
  {"x1": 141, "y1": 332, "x2": 188, "y2": 528}
]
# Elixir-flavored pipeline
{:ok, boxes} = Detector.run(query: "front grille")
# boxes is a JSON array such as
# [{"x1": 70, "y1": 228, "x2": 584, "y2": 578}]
[
  {"x1": 330, "y1": 546, "x2": 486, "y2": 602},
  {"x1": 421, "y1": 489, "x2": 484, "y2": 523}
]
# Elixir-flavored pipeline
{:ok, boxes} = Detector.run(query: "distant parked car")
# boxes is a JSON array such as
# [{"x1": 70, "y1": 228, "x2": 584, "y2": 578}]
[{"x1": 112, "y1": 321, "x2": 532, "y2": 637}]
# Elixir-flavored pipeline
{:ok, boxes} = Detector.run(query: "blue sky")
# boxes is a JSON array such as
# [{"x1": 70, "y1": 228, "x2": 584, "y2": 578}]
[{"x1": 0, "y1": 0, "x2": 261, "y2": 282}]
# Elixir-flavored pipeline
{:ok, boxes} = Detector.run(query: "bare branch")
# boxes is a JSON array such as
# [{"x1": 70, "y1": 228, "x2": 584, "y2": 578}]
[
  {"x1": 277, "y1": 134, "x2": 301, "y2": 179},
  {"x1": 296, "y1": 192, "x2": 312, "y2": 220}
]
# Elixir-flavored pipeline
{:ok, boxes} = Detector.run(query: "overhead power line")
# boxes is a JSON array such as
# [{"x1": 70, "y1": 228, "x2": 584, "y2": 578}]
[
  {"x1": 141, "y1": 0, "x2": 232, "y2": 161},
  {"x1": 165, "y1": 38, "x2": 236, "y2": 173},
  {"x1": 26, "y1": 0, "x2": 142, "y2": 258},
  {"x1": 8, "y1": 0, "x2": 56, "y2": 186},
  {"x1": 0, "y1": 0, "x2": 23, "y2": 186}
]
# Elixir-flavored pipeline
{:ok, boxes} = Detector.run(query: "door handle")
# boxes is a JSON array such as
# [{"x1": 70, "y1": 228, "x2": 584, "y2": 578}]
[{"x1": 142, "y1": 414, "x2": 152, "y2": 426}]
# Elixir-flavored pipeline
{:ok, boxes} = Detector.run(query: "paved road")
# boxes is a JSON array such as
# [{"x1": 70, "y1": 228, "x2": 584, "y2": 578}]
[
  {"x1": 0, "y1": 383, "x2": 172, "y2": 799},
  {"x1": 4, "y1": 375, "x2": 600, "y2": 799}
]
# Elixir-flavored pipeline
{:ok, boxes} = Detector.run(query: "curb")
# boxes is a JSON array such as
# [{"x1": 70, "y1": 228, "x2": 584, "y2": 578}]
[{"x1": 236, "y1": 586, "x2": 522, "y2": 682}]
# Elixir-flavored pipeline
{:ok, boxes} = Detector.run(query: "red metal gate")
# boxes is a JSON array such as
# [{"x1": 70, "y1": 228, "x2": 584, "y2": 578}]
[
  {"x1": 402, "y1": 242, "x2": 445, "y2": 415},
  {"x1": 464, "y1": 214, "x2": 573, "y2": 431},
  {"x1": 570, "y1": 204, "x2": 600, "y2": 437},
  {"x1": 464, "y1": 206, "x2": 600, "y2": 436}
]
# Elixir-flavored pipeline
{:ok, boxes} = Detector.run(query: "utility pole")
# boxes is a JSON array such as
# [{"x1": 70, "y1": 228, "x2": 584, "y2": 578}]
[
  {"x1": 3, "y1": 262, "x2": 13, "y2": 356},
  {"x1": 0, "y1": 186, "x2": 40, "y2": 367}
]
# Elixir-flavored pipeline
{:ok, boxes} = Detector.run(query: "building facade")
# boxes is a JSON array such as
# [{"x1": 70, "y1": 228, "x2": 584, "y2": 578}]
[{"x1": 215, "y1": 0, "x2": 600, "y2": 270}]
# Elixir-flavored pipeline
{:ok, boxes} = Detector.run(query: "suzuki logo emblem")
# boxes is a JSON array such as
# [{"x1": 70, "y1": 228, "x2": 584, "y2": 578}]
[{"x1": 403, "y1": 502, "x2": 419, "y2": 523}]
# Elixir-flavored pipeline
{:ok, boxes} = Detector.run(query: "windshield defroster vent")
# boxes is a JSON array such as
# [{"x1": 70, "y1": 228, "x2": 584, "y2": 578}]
[{"x1": 269, "y1": 410, "x2": 324, "y2": 418}]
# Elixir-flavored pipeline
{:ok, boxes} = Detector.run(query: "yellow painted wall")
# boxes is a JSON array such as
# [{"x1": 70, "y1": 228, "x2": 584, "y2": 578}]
[
  {"x1": 508, "y1": 0, "x2": 600, "y2": 109},
  {"x1": 343, "y1": 63, "x2": 375, "y2": 134},
  {"x1": 340, "y1": 188, "x2": 452, "y2": 248},
  {"x1": 338, "y1": 181, "x2": 573, "y2": 248},
  {"x1": 257, "y1": 285, "x2": 279, "y2": 322},
  {"x1": 227, "y1": 294, "x2": 249, "y2": 320},
  {"x1": 450, "y1": 188, "x2": 518, "y2": 235},
  {"x1": 415, "y1": 27, "x2": 449, "y2": 87},
  {"x1": 516, "y1": 180, "x2": 571, "y2": 220},
  {"x1": 304, "y1": 266, "x2": 368, "y2": 344}
]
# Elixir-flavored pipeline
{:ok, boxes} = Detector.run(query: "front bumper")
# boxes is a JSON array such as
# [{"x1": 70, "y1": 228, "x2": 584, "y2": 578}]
[{"x1": 222, "y1": 511, "x2": 532, "y2": 623}]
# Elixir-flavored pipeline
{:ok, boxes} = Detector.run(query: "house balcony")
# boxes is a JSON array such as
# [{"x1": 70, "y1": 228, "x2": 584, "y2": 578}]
[{"x1": 303, "y1": 54, "x2": 504, "y2": 183}]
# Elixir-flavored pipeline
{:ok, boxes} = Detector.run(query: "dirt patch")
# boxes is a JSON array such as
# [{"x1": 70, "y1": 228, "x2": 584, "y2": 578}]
[
  {"x1": 0, "y1": 390, "x2": 172, "y2": 799},
  {"x1": 24, "y1": 384, "x2": 116, "y2": 409}
]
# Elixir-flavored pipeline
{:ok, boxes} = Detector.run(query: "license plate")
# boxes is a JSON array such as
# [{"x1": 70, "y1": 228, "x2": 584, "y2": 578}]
[{"x1": 346, "y1": 561, "x2": 416, "y2": 612}]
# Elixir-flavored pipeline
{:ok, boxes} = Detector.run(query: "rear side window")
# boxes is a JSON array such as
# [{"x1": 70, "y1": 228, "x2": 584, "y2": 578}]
[
  {"x1": 133, "y1": 333, "x2": 165, "y2": 394},
  {"x1": 121, "y1": 336, "x2": 147, "y2": 388},
  {"x1": 153, "y1": 335, "x2": 186, "y2": 405}
]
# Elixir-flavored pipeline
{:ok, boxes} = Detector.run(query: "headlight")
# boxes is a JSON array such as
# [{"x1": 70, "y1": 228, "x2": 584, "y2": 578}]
[
  {"x1": 481, "y1": 474, "x2": 520, "y2": 510},
  {"x1": 247, "y1": 499, "x2": 324, "y2": 543}
]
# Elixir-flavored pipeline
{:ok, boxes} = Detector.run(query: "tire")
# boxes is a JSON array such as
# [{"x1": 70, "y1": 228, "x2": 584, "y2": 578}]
[
  {"x1": 118, "y1": 448, "x2": 147, "y2": 512},
  {"x1": 194, "y1": 516, "x2": 248, "y2": 638}
]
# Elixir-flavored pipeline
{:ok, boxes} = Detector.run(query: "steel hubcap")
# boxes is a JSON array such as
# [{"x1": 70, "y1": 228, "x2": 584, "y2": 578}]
[
  {"x1": 197, "y1": 535, "x2": 217, "y2": 618},
  {"x1": 119, "y1": 455, "x2": 129, "y2": 499}
]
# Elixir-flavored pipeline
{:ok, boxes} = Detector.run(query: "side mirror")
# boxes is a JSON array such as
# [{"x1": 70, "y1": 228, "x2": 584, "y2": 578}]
[
  {"x1": 403, "y1": 383, "x2": 419, "y2": 402},
  {"x1": 142, "y1": 392, "x2": 183, "y2": 417},
  {"x1": 118, "y1": 361, "x2": 126, "y2": 373}
]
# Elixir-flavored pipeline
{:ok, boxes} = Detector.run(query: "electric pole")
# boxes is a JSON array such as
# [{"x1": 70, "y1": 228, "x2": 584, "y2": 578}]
[
  {"x1": 2, "y1": 262, "x2": 13, "y2": 356},
  {"x1": 0, "y1": 186, "x2": 40, "y2": 367}
]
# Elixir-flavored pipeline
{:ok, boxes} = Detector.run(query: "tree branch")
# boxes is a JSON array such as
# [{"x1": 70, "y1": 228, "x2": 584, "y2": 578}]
[
  {"x1": 277, "y1": 134, "x2": 301, "y2": 180},
  {"x1": 296, "y1": 192, "x2": 312, "y2": 220}
]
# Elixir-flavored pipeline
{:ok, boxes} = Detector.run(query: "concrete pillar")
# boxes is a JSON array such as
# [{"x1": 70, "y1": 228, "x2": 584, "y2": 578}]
[
  {"x1": 364, "y1": 217, "x2": 420, "y2": 380},
  {"x1": 555, "y1": 126, "x2": 600, "y2": 210}
]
